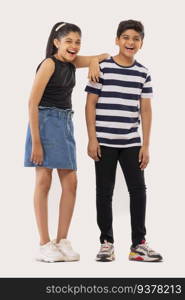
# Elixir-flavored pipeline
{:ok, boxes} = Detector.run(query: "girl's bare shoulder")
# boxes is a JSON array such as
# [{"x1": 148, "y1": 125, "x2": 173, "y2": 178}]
[{"x1": 39, "y1": 57, "x2": 55, "y2": 70}]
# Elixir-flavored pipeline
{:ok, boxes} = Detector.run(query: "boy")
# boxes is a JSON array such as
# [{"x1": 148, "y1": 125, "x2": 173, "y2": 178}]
[{"x1": 85, "y1": 20, "x2": 163, "y2": 262}]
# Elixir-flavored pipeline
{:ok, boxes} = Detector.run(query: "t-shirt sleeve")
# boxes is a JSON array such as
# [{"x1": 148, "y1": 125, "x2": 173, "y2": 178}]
[
  {"x1": 141, "y1": 70, "x2": 153, "y2": 99},
  {"x1": 85, "y1": 70, "x2": 103, "y2": 96}
]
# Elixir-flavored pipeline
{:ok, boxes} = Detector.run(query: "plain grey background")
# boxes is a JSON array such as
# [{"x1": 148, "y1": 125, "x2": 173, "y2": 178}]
[{"x1": 0, "y1": 0, "x2": 185, "y2": 277}]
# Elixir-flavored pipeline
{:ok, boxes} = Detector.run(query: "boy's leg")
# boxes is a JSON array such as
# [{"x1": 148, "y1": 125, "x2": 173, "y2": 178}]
[
  {"x1": 118, "y1": 146, "x2": 146, "y2": 247},
  {"x1": 95, "y1": 146, "x2": 119, "y2": 244}
]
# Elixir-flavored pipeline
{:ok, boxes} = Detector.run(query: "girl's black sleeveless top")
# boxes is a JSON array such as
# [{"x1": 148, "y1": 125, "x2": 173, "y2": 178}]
[{"x1": 37, "y1": 56, "x2": 76, "y2": 109}]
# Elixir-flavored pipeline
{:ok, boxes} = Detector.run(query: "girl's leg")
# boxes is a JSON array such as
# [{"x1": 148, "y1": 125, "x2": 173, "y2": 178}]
[
  {"x1": 34, "y1": 167, "x2": 53, "y2": 245},
  {"x1": 56, "y1": 169, "x2": 77, "y2": 242}
]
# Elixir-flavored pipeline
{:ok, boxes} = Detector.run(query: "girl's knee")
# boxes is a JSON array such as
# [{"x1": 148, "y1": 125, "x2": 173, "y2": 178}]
[
  {"x1": 63, "y1": 173, "x2": 77, "y2": 194},
  {"x1": 66, "y1": 177, "x2": 77, "y2": 194},
  {"x1": 35, "y1": 168, "x2": 52, "y2": 191}
]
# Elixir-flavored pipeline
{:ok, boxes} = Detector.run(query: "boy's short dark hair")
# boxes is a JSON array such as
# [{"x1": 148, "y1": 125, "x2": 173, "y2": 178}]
[{"x1": 117, "y1": 20, "x2": 144, "y2": 39}]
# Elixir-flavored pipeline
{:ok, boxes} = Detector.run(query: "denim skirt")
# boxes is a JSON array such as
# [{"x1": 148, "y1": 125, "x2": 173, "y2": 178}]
[{"x1": 24, "y1": 106, "x2": 77, "y2": 170}]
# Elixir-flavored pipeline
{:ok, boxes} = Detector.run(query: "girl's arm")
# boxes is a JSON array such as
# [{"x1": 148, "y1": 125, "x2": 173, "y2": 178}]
[
  {"x1": 28, "y1": 58, "x2": 55, "y2": 164},
  {"x1": 73, "y1": 53, "x2": 110, "y2": 82},
  {"x1": 73, "y1": 53, "x2": 109, "y2": 68},
  {"x1": 85, "y1": 93, "x2": 100, "y2": 161}
]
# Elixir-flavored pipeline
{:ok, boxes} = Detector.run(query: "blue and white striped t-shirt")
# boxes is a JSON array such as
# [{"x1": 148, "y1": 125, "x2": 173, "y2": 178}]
[{"x1": 85, "y1": 57, "x2": 153, "y2": 148}]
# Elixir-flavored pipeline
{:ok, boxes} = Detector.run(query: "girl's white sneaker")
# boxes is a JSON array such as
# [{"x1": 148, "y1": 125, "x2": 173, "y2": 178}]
[
  {"x1": 55, "y1": 239, "x2": 80, "y2": 261},
  {"x1": 36, "y1": 241, "x2": 66, "y2": 263}
]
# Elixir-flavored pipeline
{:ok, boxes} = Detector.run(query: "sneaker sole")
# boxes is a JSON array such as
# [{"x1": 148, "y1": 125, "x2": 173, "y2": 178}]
[
  {"x1": 36, "y1": 254, "x2": 80, "y2": 263},
  {"x1": 129, "y1": 254, "x2": 163, "y2": 262},
  {"x1": 62, "y1": 255, "x2": 80, "y2": 262},
  {"x1": 96, "y1": 253, "x2": 115, "y2": 262},
  {"x1": 36, "y1": 257, "x2": 66, "y2": 263},
  {"x1": 36, "y1": 253, "x2": 67, "y2": 263}
]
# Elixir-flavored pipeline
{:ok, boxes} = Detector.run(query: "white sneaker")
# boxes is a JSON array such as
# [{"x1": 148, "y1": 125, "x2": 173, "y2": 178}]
[
  {"x1": 36, "y1": 241, "x2": 66, "y2": 263},
  {"x1": 55, "y1": 239, "x2": 80, "y2": 261}
]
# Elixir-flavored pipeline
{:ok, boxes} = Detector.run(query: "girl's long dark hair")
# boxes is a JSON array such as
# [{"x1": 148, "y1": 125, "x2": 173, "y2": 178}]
[{"x1": 46, "y1": 22, "x2": 81, "y2": 58}]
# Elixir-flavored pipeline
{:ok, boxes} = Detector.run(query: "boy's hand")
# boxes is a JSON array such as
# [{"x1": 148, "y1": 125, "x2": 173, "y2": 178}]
[
  {"x1": 30, "y1": 142, "x2": 44, "y2": 165},
  {"x1": 88, "y1": 139, "x2": 101, "y2": 161},
  {"x1": 139, "y1": 146, "x2": 149, "y2": 170},
  {"x1": 88, "y1": 58, "x2": 100, "y2": 83}
]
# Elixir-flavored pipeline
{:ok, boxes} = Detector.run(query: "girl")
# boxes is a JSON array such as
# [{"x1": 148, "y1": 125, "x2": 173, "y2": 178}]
[{"x1": 24, "y1": 22, "x2": 109, "y2": 262}]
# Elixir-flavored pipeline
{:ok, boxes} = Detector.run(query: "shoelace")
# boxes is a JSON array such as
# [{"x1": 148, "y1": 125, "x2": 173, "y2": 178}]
[
  {"x1": 140, "y1": 242, "x2": 154, "y2": 254},
  {"x1": 49, "y1": 241, "x2": 59, "y2": 251},
  {"x1": 43, "y1": 241, "x2": 58, "y2": 251},
  {"x1": 100, "y1": 241, "x2": 111, "y2": 252},
  {"x1": 62, "y1": 241, "x2": 73, "y2": 251}
]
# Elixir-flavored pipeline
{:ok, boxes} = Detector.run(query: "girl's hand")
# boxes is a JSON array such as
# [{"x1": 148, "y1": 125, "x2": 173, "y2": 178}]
[
  {"x1": 88, "y1": 139, "x2": 101, "y2": 161},
  {"x1": 139, "y1": 146, "x2": 150, "y2": 170},
  {"x1": 30, "y1": 143, "x2": 44, "y2": 165},
  {"x1": 88, "y1": 58, "x2": 100, "y2": 83}
]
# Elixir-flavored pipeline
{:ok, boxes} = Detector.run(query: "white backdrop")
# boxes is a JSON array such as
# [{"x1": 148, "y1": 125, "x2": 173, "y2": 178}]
[{"x1": 1, "y1": 0, "x2": 185, "y2": 277}]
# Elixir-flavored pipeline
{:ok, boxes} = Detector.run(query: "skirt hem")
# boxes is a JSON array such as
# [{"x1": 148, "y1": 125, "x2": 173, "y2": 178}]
[{"x1": 24, "y1": 164, "x2": 77, "y2": 170}]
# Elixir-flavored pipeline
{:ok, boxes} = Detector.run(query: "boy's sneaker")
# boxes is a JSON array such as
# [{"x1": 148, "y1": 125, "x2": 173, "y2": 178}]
[
  {"x1": 96, "y1": 240, "x2": 115, "y2": 262},
  {"x1": 129, "y1": 240, "x2": 163, "y2": 262},
  {"x1": 55, "y1": 239, "x2": 80, "y2": 261},
  {"x1": 36, "y1": 241, "x2": 66, "y2": 263}
]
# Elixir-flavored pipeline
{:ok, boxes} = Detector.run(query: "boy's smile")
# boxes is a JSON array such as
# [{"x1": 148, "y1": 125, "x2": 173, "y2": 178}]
[{"x1": 116, "y1": 29, "x2": 143, "y2": 59}]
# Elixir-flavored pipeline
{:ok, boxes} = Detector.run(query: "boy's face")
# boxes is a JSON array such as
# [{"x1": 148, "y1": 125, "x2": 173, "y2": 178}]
[{"x1": 116, "y1": 29, "x2": 143, "y2": 58}]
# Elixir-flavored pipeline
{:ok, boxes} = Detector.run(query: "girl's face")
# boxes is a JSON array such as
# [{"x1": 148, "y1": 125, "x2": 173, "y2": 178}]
[{"x1": 54, "y1": 31, "x2": 81, "y2": 62}]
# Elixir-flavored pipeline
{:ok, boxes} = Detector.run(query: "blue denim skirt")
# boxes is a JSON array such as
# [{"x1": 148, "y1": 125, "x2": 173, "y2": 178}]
[{"x1": 24, "y1": 106, "x2": 77, "y2": 170}]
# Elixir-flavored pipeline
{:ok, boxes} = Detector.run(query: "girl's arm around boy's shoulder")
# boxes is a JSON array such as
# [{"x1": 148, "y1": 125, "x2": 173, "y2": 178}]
[
  {"x1": 72, "y1": 53, "x2": 109, "y2": 68},
  {"x1": 29, "y1": 58, "x2": 55, "y2": 107},
  {"x1": 72, "y1": 53, "x2": 109, "y2": 82}
]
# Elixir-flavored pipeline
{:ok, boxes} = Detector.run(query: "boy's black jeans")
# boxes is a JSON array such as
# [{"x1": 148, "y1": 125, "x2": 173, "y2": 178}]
[{"x1": 95, "y1": 145, "x2": 146, "y2": 247}]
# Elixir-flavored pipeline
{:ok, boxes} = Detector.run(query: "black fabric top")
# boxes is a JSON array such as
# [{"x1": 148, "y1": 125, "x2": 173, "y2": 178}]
[{"x1": 37, "y1": 56, "x2": 76, "y2": 109}]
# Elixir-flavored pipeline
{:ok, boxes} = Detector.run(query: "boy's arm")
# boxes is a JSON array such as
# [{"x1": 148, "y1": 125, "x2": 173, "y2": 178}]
[
  {"x1": 140, "y1": 98, "x2": 152, "y2": 147},
  {"x1": 139, "y1": 98, "x2": 152, "y2": 170},
  {"x1": 85, "y1": 93, "x2": 101, "y2": 161}
]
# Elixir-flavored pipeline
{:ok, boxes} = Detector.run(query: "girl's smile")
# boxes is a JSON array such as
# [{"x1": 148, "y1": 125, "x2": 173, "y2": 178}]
[{"x1": 54, "y1": 32, "x2": 81, "y2": 62}]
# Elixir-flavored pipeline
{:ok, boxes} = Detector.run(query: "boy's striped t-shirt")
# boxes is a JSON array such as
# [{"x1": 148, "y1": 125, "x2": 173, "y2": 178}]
[{"x1": 85, "y1": 57, "x2": 153, "y2": 148}]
